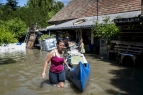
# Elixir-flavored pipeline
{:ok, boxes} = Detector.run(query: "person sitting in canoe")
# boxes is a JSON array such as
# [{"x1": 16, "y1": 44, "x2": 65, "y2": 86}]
[{"x1": 42, "y1": 39, "x2": 71, "y2": 88}]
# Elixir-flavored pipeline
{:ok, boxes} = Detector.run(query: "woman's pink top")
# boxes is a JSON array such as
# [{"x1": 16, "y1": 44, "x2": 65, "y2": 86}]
[{"x1": 50, "y1": 51, "x2": 64, "y2": 73}]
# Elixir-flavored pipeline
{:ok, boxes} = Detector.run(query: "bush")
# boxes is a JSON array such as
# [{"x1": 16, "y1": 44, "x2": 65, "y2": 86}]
[
  {"x1": 0, "y1": 28, "x2": 18, "y2": 45},
  {"x1": 38, "y1": 34, "x2": 56, "y2": 41},
  {"x1": 93, "y1": 17, "x2": 119, "y2": 41},
  {"x1": 4, "y1": 18, "x2": 27, "y2": 41}
]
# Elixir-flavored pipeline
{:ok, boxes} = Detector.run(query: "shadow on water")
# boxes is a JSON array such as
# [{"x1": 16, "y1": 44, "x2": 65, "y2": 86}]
[
  {"x1": 85, "y1": 53, "x2": 143, "y2": 95},
  {"x1": 0, "y1": 50, "x2": 28, "y2": 65},
  {"x1": 107, "y1": 68, "x2": 143, "y2": 95},
  {"x1": 40, "y1": 79, "x2": 51, "y2": 88},
  {"x1": 85, "y1": 53, "x2": 143, "y2": 67},
  {"x1": 0, "y1": 58, "x2": 17, "y2": 65}
]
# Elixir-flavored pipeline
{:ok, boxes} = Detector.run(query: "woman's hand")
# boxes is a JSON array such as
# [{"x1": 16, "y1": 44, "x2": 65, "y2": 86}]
[
  {"x1": 42, "y1": 72, "x2": 46, "y2": 79},
  {"x1": 68, "y1": 66, "x2": 71, "y2": 70}
]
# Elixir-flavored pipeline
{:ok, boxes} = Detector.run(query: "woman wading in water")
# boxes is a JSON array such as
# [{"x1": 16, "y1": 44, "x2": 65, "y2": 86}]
[{"x1": 42, "y1": 39, "x2": 71, "y2": 88}]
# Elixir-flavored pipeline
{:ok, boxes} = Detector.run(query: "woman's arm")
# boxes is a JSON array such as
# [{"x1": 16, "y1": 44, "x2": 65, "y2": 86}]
[
  {"x1": 62, "y1": 51, "x2": 71, "y2": 69},
  {"x1": 81, "y1": 42, "x2": 84, "y2": 49},
  {"x1": 42, "y1": 51, "x2": 53, "y2": 79},
  {"x1": 63, "y1": 59, "x2": 71, "y2": 69},
  {"x1": 80, "y1": 43, "x2": 84, "y2": 52}
]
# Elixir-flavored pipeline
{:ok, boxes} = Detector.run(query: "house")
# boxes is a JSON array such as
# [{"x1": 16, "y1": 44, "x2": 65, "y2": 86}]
[
  {"x1": 42, "y1": 0, "x2": 141, "y2": 55},
  {"x1": 109, "y1": 0, "x2": 143, "y2": 64}
]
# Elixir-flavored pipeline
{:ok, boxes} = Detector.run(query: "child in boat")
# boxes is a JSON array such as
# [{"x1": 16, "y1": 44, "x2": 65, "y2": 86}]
[{"x1": 42, "y1": 39, "x2": 71, "y2": 88}]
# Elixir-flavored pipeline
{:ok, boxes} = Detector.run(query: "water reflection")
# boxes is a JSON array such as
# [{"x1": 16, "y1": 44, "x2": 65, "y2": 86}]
[
  {"x1": 0, "y1": 50, "x2": 27, "y2": 65},
  {"x1": 0, "y1": 50, "x2": 143, "y2": 95}
]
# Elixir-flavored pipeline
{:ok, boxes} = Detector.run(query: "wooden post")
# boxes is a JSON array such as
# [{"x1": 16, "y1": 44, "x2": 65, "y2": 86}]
[
  {"x1": 91, "y1": 29, "x2": 94, "y2": 44},
  {"x1": 49, "y1": 30, "x2": 50, "y2": 36},
  {"x1": 79, "y1": 29, "x2": 82, "y2": 38},
  {"x1": 97, "y1": 0, "x2": 99, "y2": 20},
  {"x1": 141, "y1": 0, "x2": 143, "y2": 15}
]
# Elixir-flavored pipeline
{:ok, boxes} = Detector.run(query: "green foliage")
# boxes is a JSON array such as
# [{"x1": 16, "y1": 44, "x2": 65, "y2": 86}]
[
  {"x1": 23, "y1": 0, "x2": 64, "y2": 27},
  {"x1": 0, "y1": 0, "x2": 64, "y2": 28},
  {"x1": 38, "y1": 34, "x2": 50, "y2": 41},
  {"x1": 38, "y1": 34, "x2": 56, "y2": 41},
  {"x1": 0, "y1": 0, "x2": 63, "y2": 44},
  {"x1": 0, "y1": 27, "x2": 18, "y2": 45},
  {"x1": 6, "y1": 0, "x2": 18, "y2": 10},
  {"x1": 93, "y1": 17, "x2": 119, "y2": 40},
  {"x1": 0, "y1": 8, "x2": 3, "y2": 15},
  {"x1": 3, "y1": 18, "x2": 27, "y2": 41},
  {"x1": 0, "y1": 18, "x2": 27, "y2": 42},
  {"x1": 51, "y1": 34, "x2": 56, "y2": 37}
]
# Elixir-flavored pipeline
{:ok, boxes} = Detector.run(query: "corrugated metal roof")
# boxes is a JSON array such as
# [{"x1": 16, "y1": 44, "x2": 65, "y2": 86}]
[{"x1": 46, "y1": 11, "x2": 141, "y2": 30}]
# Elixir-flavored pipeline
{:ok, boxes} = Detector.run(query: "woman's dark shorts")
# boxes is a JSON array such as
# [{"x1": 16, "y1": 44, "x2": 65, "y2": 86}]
[{"x1": 49, "y1": 70, "x2": 65, "y2": 84}]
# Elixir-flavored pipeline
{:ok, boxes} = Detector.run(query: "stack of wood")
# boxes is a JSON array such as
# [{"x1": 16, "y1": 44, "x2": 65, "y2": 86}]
[
  {"x1": 111, "y1": 40, "x2": 143, "y2": 56},
  {"x1": 111, "y1": 40, "x2": 143, "y2": 65}
]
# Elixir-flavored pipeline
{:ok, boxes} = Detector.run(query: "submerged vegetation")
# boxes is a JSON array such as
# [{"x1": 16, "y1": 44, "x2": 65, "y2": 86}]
[{"x1": 0, "y1": 0, "x2": 64, "y2": 45}]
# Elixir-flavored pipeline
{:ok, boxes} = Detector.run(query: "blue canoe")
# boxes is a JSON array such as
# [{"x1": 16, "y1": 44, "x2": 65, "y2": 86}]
[{"x1": 65, "y1": 60, "x2": 90, "y2": 92}]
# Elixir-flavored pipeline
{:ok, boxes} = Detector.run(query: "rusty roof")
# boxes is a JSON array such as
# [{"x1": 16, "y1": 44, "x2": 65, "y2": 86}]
[{"x1": 49, "y1": 0, "x2": 141, "y2": 23}]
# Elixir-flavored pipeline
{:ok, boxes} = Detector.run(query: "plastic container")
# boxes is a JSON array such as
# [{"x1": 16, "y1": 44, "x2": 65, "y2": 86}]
[{"x1": 89, "y1": 44, "x2": 94, "y2": 51}]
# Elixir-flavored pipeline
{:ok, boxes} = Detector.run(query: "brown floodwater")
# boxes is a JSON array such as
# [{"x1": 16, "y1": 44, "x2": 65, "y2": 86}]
[{"x1": 0, "y1": 49, "x2": 143, "y2": 95}]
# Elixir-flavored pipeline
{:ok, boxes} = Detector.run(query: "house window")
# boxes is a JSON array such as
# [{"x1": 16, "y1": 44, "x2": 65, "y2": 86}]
[{"x1": 73, "y1": 19, "x2": 86, "y2": 25}]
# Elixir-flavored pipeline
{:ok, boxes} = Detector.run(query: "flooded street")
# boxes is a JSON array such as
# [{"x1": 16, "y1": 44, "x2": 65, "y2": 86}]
[{"x1": 0, "y1": 49, "x2": 143, "y2": 95}]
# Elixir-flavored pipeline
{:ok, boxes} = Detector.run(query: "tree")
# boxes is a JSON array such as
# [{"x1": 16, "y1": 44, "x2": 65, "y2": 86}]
[
  {"x1": 0, "y1": 7, "x2": 3, "y2": 15},
  {"x1": 55, "y1": 1, "x2": 64, "y2": 12},
  {"x1": 24, "y1": 0, "x2": 64, "y2": 27},
  {"x1": 26, "y1": 0, "x2": 55, "y2": 10},
  {"x1": 6, "y1": 0, "x2": 18, "y2": 10},
  {"x1": 93, "y1": 17, "x2": 119, "y2": 42},
  {"x1": 3, "y1": 18, "x2": 27, "y2": 41},
  {"x1": 0, "y1": 27, "x2": 18, "y2": 45},
  {"x1": 0, "y1": 0, "x2": 64, "y2": 28}
]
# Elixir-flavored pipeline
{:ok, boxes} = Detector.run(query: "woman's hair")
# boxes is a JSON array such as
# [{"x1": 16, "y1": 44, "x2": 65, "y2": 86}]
[
  {"x1": 79, "y1": 38, "x2": 83, "y2": 41},
  {"x1": 57, "y1": 39, "x2": 64, "y2": 45}
]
